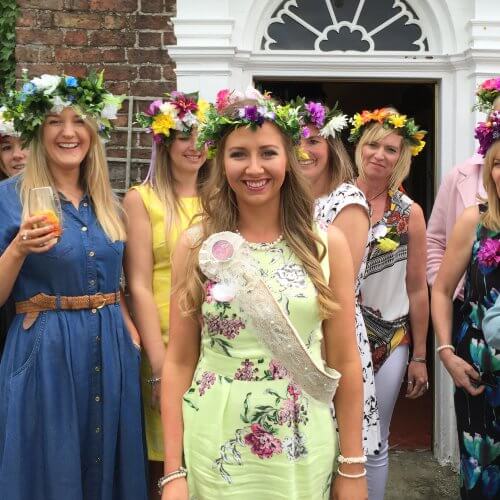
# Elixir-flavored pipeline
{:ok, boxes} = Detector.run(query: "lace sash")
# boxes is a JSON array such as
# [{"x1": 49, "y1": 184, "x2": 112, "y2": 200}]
[{"x1": 198, "y1": 231, "x2": 341, "y2": 404}]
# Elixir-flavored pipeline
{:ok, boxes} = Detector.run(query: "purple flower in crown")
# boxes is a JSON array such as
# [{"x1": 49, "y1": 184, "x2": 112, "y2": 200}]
[
  {"x1": 476, "y1": 238, "x2": 500, "y2": 274},
  {"x1": 147, "y1": 99, "x2": 163, "y2": 116},
  {"x1": 305, "y1": 101, "x2": 326, "y2": 128},
  {"x1": 475, "y1": 112, "x2": 500, "y2": 156},
  {"x1": 301, "y1": 126, "x2": 311, "y2": 139},
  {"x1": 239, "y1": 105, "x2": 264, "y2": 125}
]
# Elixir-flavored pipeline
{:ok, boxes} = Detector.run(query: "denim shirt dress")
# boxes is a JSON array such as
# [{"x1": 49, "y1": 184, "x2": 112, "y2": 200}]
[{"x1": 0, "y1": 177, "x2": 147, "y2": 500}]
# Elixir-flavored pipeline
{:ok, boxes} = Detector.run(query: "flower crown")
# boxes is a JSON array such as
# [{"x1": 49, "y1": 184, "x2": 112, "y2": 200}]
[
  {"x1": 474, "y1": 77, "x2": 500, "y2": 113},
  {"x1": 291, "y1": 97, "x2": 348, "y2": 139},
  {"x1": 475, "y1": 110, "x2": 500, "y2": 157},
  {"x1": 196, "y1": 87, "x2": 302, "y2": 159},
  {"x1": 0, "y1": 105, "x2": 17, "y2": 137},
  {"x1": 4, "y1": 70, "x2": 124, "y2": 144},
  {"x1": 348, "y1": 108, "x2": 427, "y2": 157},
  {"x1": 135, "y1": 91, "x2": 209, "y2": 145}
]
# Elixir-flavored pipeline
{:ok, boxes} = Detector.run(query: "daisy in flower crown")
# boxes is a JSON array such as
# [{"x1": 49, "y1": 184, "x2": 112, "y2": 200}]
[{"x1": 135, "y1": 91, "x2": 209, "y2": 144}]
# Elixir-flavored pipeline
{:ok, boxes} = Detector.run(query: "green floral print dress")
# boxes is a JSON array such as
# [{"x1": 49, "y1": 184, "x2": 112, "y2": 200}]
[{"x1": 182, "y1": 238, "x2": 338, "y2": 499}]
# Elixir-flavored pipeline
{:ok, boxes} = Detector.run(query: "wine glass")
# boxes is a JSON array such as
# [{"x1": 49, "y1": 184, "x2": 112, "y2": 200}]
[{"x1": 28, "y1": 187, "x2": 63, "y2": 243}]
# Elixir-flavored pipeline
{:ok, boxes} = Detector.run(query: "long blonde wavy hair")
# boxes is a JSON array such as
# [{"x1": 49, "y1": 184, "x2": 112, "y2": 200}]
[
  {"x1": 481, "y1": 140, "x2": 500, "y2": 231},
  {"x1": 142, "y1": 133, "x2": 209, "y2": 236},
  {"x1": 20, "y1": 116, "x2": 126, "y2": 241},
  {"x1": 179, "y1": 113, "x2": 338, "y2": 320},
  {"x1": 354, "y1": 122, "x2": 412, "y2": 193}
]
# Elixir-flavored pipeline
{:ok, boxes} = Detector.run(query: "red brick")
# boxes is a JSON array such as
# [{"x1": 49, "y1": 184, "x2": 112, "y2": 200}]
[
  {"x1": 90, "y1": 0, "x2": 137, "y2": 12},
  {"x1": 64, "y1": 0, "x2": 91, "y2": 9},
  {"x1": 38, "y1": 47, "x2": 54, "y2": 62},
  {"x1": 131, "y1": 81, "x2": 171, "y2": 96},
  {"x1": 38, "y1": 12, "x2": 54, "y2": 28},
  {"x1": 17, "y1": 10, "x2": 37, "y2": 28},
  {"x1": 114, "y1": 115, "x2": 129, "y2": 127},
  {"x1": 134, "y1": 14, "x2": 170, "y2": 30},
  {"x1": 106, "y1": 148, "x2": 127, "y2": 158},
  {"x1": 162, "y1": 64, "x2": 176, "y2": 80},
  {"x1": 101, "y1": 49, "x2": 126, "y2": 62},
  {"x1": 54, "y1": 12, "x2": 101, "y2": 29},
  {"x1": 55, "y1": 48, "x2": 102, "y2": 63},
  {"x1": 163, "y1": 30, "x2": 176, "y2": 46},
  {"x1": 127, "y1": 48, "x2": 169, "y2": 65},
  {"x1": 15, "y1": 46, "x2": 41, "y2": 63},
  {"x1": 18, "y1": 0, "x2": 63, "y2": 9},
  {"x1": 17, "y1": 63, "x2": 63, "y2": 77},
  {"x1": 138, "y1": 32, "x2": 161, "y2": 47},
  {"x1": 165, "y1": 0, "x2": 176, "y2": 12},
  {"x1": 90, "y1": 31, "x2": 135, "y2": 46},
  {"x1": 17, "y1": 28, "x2": 63, "y2": 45},
  {"x1": 137, "y1": 65, "x2": 162, "y2": 80},
  {"x1": 61, "y1": 65, "x2": 88, "y2": 78},
  {"x1": 64, "y1": 30, "x2": 88, "y2": 46},
  {"x1": 140, "y1": 0, "x2": 163, "y2": 13},
  {"x1": 100, "y1": 65, "x2": 136, "y2": 81},
  {"x1": 107, "y1": 81, "x2": 129, "y2": 94},
  {"x1": 103, "y1": 15, "x2": 128, "y2": 30}
]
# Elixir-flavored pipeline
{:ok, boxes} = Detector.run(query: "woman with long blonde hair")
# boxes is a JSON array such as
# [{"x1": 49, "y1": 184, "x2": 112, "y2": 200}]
[
  {"x1": 350, "y1": 108, "x2": 429, "y2": 500},
  {"x1": 297, "y1": 99, "x2": 379, "y2": 456},
  {"x1": 123, "y1": 91, "x2": 209, "y2": 495},
  {"x1": 432, "y1": 114, "x2": 500, "y2": 499},
  {"x1": 159, "y1": 90, "x2": 367, "y2": 500},
  {"x1": 0, "y1": 73, "x2": 147, "y2": 499}
]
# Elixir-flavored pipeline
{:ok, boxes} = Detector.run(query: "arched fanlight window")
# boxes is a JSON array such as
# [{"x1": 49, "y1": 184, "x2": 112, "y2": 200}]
[{"x1": 262, "y1": 0, "x2": 428, "y2": 52}]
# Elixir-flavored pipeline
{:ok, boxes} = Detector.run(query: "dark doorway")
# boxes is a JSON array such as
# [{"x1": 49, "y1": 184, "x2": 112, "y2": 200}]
[{"x1": 255, "y1": 78, "x2": 436, "y2": 450}]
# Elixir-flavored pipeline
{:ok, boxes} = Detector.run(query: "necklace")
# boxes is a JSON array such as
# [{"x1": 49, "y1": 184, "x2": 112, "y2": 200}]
[
  {"x1": 355, "y1": 180, "x2": 387, "y2": 203},
  {"x1": 236, "y1": 229, "x2": 284, "y2": 250}
]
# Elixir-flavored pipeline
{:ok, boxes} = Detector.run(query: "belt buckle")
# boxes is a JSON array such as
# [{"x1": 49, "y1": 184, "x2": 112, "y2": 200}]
[{"x1": 95, "y1": 293, "x2": 107, "y2": 310}]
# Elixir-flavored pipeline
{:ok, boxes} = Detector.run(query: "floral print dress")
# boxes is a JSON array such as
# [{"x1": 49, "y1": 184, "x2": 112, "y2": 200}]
[
  {"x1": 454, "y1": 219, "x2": 500, "y2": 500},
  {"x1": 182, "y1": 238, "x2": 337, "y2": 500},
  {"x1": 315, "y1": 182, "x2": 381, "y2": 455}
]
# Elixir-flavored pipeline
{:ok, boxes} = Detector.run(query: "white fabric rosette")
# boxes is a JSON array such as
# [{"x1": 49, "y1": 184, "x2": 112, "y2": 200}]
[{"x1": 199, "y1": 231, "x2": 341, "y2": 404}]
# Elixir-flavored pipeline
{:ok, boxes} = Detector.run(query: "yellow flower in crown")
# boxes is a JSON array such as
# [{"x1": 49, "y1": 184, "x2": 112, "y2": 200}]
[
  {"x1": 352, "y1": 113, "x2": 364, "y2": 128},
  {"x1": 413, "y1": 131, "x2": 426, "y2": 141},
  {"x1": 196, "y1": 98, "x2": 210, "y2": 123},
  {"x1": 377, "y1": 237, "x2": 399, "y2": 253},
  {"x1": 388, "y1": 114, "x2": 407, "y2": 129},
  {"x1": 411, "y1": 140, "x2": 426, "y2": 157},
  {"x1": 371, "y1": 108, "x2": 391, "y2": 123},
  {"x1": 151, "y1": 112, "x2": 176, "y2": 136}
]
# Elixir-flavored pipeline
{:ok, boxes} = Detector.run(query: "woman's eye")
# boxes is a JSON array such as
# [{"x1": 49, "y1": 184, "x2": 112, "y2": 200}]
[
  {"x1": 1, "y1": 145, "x2": 11, "y2": 152},
  {"x1": 262, "y1": 150, "x2": 277, "y2": 158},
  {"x1": 229, "y1": 151, "x2": 245, "y2": 159}
]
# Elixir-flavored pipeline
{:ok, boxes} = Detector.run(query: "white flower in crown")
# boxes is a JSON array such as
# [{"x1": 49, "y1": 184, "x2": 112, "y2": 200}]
[
  {"x1": 50, "y1": 95, "x2": 73, "y2": 114},
  {"x1": 31, "y1": 74, "x2": 61, "y2": 95},
  {"x1": 0, "y1": 106, "x2": 16, "y2": 136},
  {"x1": 319, "y1": 114, "x2": 348, "y2": 139},
  {"x1": 101, "y1": 94, "x2": 123, "y2": 120},
  {"x1": 159, "y1": 101, "x2": 178, "y2": 116},
  {"x1": 182, "y1": 111, "x2": 198, "y2": 128}
]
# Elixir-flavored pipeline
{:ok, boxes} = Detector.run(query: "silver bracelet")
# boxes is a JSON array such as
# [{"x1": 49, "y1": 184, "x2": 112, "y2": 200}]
[
  {"x1": 338, "y1": 454, "x2": 367, "y2": 464},
  {"x1": 337, "y1": 468, "x2": 367, "y2": 479},
  {"x1": 436, "y1": 344, "x2": 455, "y2": 354},
  {"x1": 146, "y1": 376, "x2": 161, "y2": 385},
  {"x1": 157, "y1": 467, "x2": 187, "y2": 494}
]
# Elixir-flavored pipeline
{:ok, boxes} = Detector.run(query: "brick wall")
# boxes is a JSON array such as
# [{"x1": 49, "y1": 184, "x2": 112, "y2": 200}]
[{"x1": 15, "y1": 0, "x2": 178, "y2": 191}]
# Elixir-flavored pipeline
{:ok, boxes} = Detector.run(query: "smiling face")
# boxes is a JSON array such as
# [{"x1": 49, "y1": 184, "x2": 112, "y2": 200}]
[
  {"x1": 169, "y1": 130, "x2": 207, "y2": 177},
  {"x1": 299, "y1": 125, "x2": 330, "y2": 186},
  {"x1": 223, "y1": 121, "x2": 287, "y2": 209},
  {"x1": 42, "y1": 107, "x2": 91, "y2": 173},
  {"x1": 0, "y1": 136, "x2": 29, "y2": 177},
  {"x1": 360, "y1": 131, "x2": 403, "y2": 184}
]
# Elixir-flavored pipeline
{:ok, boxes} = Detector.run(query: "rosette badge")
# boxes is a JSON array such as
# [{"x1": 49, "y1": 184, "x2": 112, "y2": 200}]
[
  {"x1": 5, "y1": 71, "x2": 124, "y2": 144},
  {"x1": 135, "y1": 91, "x2": 209, "y2": 145}
]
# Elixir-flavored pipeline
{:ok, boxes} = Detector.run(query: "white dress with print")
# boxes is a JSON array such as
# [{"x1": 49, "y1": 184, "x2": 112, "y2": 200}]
[{"x1": 315, "y1": 182, "x2": 381, "y2": 455}]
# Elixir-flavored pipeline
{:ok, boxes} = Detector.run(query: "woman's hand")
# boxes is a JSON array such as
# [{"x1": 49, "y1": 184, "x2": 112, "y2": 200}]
[
  {"x1": 406, "y1": 361, "x2": 429, "y2": 399},
  {"x1": 440, "y1": 351, "x2": 485, "y2": 396},
  {"x1": 13, "y1": 215, "x2": 58, "y2": 257},
  {"x1": 331, "y1": 475, "x2": 368, "y2": 500},
  {"x1": 161, "y1": 477, "x2": 189, "y2": 500}
]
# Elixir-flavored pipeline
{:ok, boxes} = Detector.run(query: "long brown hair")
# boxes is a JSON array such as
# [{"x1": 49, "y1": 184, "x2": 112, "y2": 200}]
[{"x1": 179, "y1": 106, "x2": 338, "y2": 319}]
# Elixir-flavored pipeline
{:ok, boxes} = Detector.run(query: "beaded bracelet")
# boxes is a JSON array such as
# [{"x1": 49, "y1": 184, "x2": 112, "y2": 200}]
[
  {"x1": 337, "y1": 469, "x2": 367, "y2": 479},
  {"x1": 146, "y1": 376, "x2": 161, "y2": 385},
  {"x1": 436, "y1": 345, "x2": 455, "y2": 354},
  {"x1": 410, "y1": 357, "x2": 427, "y2": 364},
  {"x1": 338, "y1": 454, "x2": 367, "y2": 464},
  {"x1": 157, "y1": 467, "x2": 187, "y2": 494}
]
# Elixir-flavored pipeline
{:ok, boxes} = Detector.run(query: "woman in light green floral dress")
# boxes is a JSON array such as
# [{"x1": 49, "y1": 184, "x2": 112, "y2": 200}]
[{"x1": 160, "y1": 91, "x2": 367, "y2": 500}]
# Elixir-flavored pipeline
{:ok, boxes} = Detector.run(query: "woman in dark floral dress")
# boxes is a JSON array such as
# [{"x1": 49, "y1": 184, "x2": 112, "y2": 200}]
[{"x1": 432, "y1": 116, "x2": 500, "y2": 499}]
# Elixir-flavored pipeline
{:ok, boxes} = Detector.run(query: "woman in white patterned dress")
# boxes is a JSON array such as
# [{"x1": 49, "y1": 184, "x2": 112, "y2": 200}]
[{"x1": 297, "y1": 100, "x2": 380, "y2": 455}]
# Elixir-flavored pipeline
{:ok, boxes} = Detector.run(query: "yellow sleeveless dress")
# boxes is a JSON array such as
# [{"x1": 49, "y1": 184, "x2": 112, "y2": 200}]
[{"x1": 131, "y1": 184, "x2": 200, "y2": 461}]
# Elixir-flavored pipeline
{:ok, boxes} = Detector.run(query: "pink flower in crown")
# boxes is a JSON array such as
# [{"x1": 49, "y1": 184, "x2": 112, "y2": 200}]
[
  {"x1": 287, "y1": 383, "x2": 302, "y2": 401},
  {"x1": 480, "y1": 78, "x2": 500, "y2": 91},
  {"x1": 476, "y1": 238, "x2": 500, "y2": 272},
  {"x1": 216, "y1": 89, "x2": 232, "y2": 112},
  {"x1": 268, "y1": 359, "x2": 288, "y2": 379},
  {"x1": 147, "y1": 99, "x2": 163, "y2": 116},
  {"x1": 171, "y1": 91, "x2": 198, "y2": 118},
  {"x1": 244, "y1": 424, "x2": 282, "y2": 459}
]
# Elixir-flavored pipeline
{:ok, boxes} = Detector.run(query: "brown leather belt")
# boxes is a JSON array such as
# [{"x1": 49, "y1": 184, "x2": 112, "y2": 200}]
[{"x1": 16, "y1": 292, "x2": 120, "y2": 329}]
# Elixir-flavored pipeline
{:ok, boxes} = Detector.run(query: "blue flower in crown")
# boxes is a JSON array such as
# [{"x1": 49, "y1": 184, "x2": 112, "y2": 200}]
[{"x1": 65, "y1": 76, "x2": 78, "y2": 88}]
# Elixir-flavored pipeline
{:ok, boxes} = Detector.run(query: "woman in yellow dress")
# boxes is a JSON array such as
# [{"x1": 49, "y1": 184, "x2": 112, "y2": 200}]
[{"x1": 123, "y1": 92, "x2": 209, "y2": 496}]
